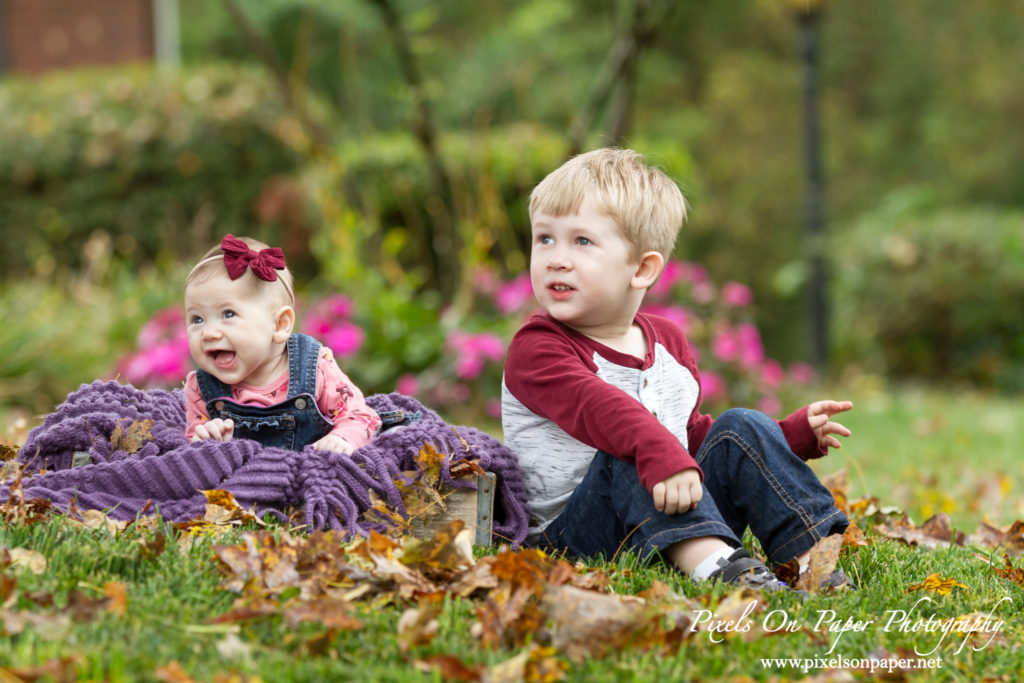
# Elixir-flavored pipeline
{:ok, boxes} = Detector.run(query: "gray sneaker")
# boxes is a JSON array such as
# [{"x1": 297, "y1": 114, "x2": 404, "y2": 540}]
[{"x1": 707, "y1": 548, "x2": 789, "y2": 591}]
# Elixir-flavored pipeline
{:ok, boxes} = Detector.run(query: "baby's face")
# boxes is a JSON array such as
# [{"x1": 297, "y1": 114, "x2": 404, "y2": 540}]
[
  {"x1": 529, "y1": 199, "x2": 642, "y2": 335},
  {"x1": 184, "y1": 273, "x2": 286, "y2": 387}
]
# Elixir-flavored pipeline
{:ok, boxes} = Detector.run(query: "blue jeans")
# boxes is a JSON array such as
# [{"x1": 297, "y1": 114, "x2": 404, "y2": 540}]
[{"x1": 534, "y1": 408, "x2": 848, "y2": 567}]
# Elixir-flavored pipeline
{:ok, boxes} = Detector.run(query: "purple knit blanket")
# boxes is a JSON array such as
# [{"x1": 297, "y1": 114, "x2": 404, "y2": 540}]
[{"x1": 2, "y1": 381, "x2": 529, "y2": 544}]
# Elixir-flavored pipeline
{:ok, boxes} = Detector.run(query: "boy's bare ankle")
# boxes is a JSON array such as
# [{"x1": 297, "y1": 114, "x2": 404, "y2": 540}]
[{"x1": 666, "y1": 536, "x2": 734, "y2": 574}]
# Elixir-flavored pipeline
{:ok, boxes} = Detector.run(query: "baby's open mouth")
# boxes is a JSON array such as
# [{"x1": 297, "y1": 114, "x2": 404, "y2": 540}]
[{"x1": 209, "y1": 350, "x2": 236, "y2": 368}]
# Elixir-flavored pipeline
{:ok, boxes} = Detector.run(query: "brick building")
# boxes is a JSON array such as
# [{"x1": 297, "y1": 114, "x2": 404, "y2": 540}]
[{"x1": 0, "y1": 0, "x2": 179, "y2": 76}]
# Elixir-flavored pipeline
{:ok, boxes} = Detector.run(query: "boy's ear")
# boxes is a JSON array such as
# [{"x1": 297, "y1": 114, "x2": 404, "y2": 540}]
[
  {"x1": 272, "y1": 306, "x2": 295, "y2": 344},
  {"x1": 631, "y1": 251, "x2": 665, "y2": 290}
]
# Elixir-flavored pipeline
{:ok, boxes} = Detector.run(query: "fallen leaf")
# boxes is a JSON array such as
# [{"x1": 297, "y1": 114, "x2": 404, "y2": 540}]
[
  {"x1": 798, "y1": 534, "x2": 844, "y2": 593},
  {"x1": 110, "y1": 418, "x2": 154, "y2": 454},
  {"x1": 992, "y1": 554, "x2": 1024, "y2": 588},
  {"x1": 400, "y1": 520, "x2": 476, "y2": 574},
  {"x1": 155, "y1": 660, "x2": 202, "y2": 683},
  {"x1": 397, "y1": 604, "x2": 441, "y2": 653},
  {"x1": 414, "y1": 654, "x2": 484, "y2": 682},
  {"x1": 821, "y1": 468, "x2": 849, "y2": 514},
  {"x1": 0, "y1": 656, "x2": 80, "y2": 683},
  {"x1": 103, "y1": 582, "x2": 128, "y2": 616},
  {"x1": 873, "y1": 513, "x2": 966, "y2": 550},
  {"x1": 906, "y1": 573, "x2": 969, "y2": 595},
  {"x1": 201, "y1": 489, "x2": 264, "y2": 527},
  {"x1": 7, "y1": 547, "x2": 47, "y2": 575},
  {"x1": 284, "y1": 596, "x2": 363, "y2": 631}
]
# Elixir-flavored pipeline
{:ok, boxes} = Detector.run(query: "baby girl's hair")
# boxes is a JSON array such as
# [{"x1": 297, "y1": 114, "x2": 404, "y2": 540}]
[{"x1": 185, "y1": 235, "x2": 295, "y2": 308}]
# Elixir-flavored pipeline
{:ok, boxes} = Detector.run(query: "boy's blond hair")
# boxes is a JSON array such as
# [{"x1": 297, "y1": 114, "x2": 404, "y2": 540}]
[
  {"x1": 529, "y1": 148, "x2": 687, "y2": 261},
  {"x1": 185, "y1": 236, "x2": 295, "y2": 309}
]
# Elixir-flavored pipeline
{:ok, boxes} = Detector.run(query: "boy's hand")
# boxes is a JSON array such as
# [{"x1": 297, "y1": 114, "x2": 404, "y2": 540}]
[
  {"x1": 652, "y1": 468, "x2": 702, "y2": 515},
  {"x1": 807, "y1": 400, "x2": 853, "y2": 450},
  {"x1": 192, "y1": 418, "x2": 234, "y2": 442},
  {"x1": 313, "y1": 434, "x2": 356, "y2": 455}
]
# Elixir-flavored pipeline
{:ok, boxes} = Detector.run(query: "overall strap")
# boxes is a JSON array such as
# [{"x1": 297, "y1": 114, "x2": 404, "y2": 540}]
[
  {"x1": 195, "y1": 368, "x2": 233, "y2": 403},
  {"x1": 286, "y1": 333, "x2": 322, "y2": 398}
]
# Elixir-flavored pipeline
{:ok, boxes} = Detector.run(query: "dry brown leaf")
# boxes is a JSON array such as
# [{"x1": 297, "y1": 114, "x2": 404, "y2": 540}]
[
  {"x1": 820, "y1": 468, "x2": 849, "y2": 514},
  {"x1": 155, "y1": 660, "x2": 202, "y2": 683},
  {"x1": 284, "y1": 597, "x2": 363, "y2": 631},
  {"x1": 413, "y1": 654, "x2": 484, "y2": 682},
  {"x1": 103, "y1": 581, "x2": 128, "y2": 616},
  {"x1": 874, "y1": 513, "x2": 966, "y2": 550},
  {"x1": 906, "y1": 573, "x2": 969, "y2": 595},
  {"x1": 798, "y1": 533, "x2": 844, "y2": 593},
  {"x1": 992, "y1": 553, "x2": 1024, "y2": 588},
  {"x1": 400, "y1": 519, "x2": 475, "y2": 574},
  {"x1": 6, "y1": 547, "x2": 47, "y2": 575},
  {"x1": 109, "y1": 418, "x2": 154, "y2": 454},
  {"x1": 397, "y1": 604, "x2": 442, "y2": 653},
  {"x1": 201, "y1": 489, "x2": 264, "y2": 527},
  {"x1": 0, "y1": 656, "x2": 80, "y2": 683},
  {"x1": 968, "y1": 520, "x2": 1024, "y2": 554}
]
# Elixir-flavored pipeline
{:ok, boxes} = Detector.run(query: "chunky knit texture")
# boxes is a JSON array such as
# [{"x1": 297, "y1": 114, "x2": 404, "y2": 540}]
[{"x1": 4, "y1": 381, "x2": 529, "y2": 543}]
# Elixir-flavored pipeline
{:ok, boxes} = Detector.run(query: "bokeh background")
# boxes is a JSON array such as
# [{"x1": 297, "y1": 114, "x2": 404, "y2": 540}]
[{"x1": 2, "y1": 0, "x2": 1023, "y2": 525}]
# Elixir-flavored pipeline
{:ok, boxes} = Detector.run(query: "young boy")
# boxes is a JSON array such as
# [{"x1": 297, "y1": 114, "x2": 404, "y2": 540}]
[
  {"x1": 183, "y1": 234, "x2": 381, "y2": 453},
  {"x1": 501, "y1": 148, "x2": 852, "y2": 589}
]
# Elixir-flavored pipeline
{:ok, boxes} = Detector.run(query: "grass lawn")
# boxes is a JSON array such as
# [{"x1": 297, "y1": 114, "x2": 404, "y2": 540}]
[{"x1": 2, "y1": 382, "x2": 1023, "y2": 681}]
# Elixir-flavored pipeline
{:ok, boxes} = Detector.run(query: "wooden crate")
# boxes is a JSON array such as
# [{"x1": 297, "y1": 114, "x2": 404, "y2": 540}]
[{"x1": 409, "y1": 472, "x2": 496, "y2": 546}]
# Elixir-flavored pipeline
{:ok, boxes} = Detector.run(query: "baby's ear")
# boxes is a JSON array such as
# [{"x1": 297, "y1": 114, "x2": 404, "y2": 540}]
[
  {"x1": 632, "y1": 251, "x2": 665, "y2": 290},
  {"x1": 272, "y1": 306, "x2": 295, "y2": 343}
]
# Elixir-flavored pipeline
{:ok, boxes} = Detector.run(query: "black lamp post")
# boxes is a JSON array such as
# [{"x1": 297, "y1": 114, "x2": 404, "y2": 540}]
[{"x1": 790, "y1": 0, "x2": 829, "y2": 373}]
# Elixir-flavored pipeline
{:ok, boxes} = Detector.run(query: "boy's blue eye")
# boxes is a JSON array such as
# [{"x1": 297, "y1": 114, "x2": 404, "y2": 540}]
[
  {"x1": 538, "y1": 235, "x2": 553, "y2": 245},
  {"x1": 577, "y1": 236, "x2": 591, "y2": 246}
]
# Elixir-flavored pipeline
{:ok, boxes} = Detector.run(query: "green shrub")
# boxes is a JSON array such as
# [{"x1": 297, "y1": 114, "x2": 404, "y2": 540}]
[
  {"x1": 0, "y1": 63, "x2": 311, "y2": 277},
  {"x1": 830, "y1": 190, "x2": 1024, "y2": 390}
]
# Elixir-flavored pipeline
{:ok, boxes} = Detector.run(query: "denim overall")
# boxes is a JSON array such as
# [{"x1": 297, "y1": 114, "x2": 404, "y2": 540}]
[{"x1": 197, "y1": 334, "x2": 420, "y2": 452}]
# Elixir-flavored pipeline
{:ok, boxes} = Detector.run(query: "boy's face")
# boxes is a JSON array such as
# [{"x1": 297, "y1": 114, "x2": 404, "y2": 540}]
[
  {"x1": 530, "y1": 199, "x2": 644, "y2": 336},
  {"x1": 184, "y1": 272, "x2": 290, "y2": 387}
]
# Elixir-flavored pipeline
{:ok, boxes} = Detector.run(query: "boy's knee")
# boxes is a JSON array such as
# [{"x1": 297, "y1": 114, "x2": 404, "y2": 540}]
[{"x1": 715, "y1": 407, "x2": 773, "y2": 432}]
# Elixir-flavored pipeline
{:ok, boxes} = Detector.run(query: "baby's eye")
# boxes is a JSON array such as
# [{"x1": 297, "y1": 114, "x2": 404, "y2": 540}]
[
  {"x1": 190, "y1": 314, "x2": 204, "y2": 325},
  {"x1": 223, "y1": 310, "x2": 236, "y2": 319}
]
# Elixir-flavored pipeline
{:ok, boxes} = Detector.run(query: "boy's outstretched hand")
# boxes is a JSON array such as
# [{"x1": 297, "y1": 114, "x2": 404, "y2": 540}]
[
  {"x1": 807, "y1": 400, "x2": 853, "y2": 450},
  {"x1": 652, "y1": 468, "x2": 703, "y2": 515}
]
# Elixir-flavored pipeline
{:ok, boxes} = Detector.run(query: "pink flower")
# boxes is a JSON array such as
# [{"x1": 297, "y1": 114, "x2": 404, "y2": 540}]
[
  {"x1": 758, "y1": 395, "x2": 782, "y2": 416},
  {"x1": 650, "y1": 260, "x2": 686, "y2": 298},
  {"x1": 495, "y1": 273, "x2": 534, "y2": 313},
  {"x1": 640, "y1": 304, "x2": 691, "y2": 335},
  {"x1": 455, "y1": 354, "x2": 486, "y2": 380},
  {"x1": 323, "y1": 321, "x2": 364, "y2": 358},
  {"x1": 760, "y1": 359, "x2": 784, "y2": 389},
  {"x1": 711, "y1": 325, "x2": 739, "y2": 362},
  {"x1": 788, "y1": 362, "x2": 817, "y2": 385},
  {"x1": 396, "y1": 374, "x2": 419, "y2": 396},
  {"x1": 736, "y1": 323, "x2": 764, "y2": 367},
  {"x1": 485, "y1": 399, "x2": 502, "y2": 419},
  {"x1": 700, "y1": 370, "x2": 725, "y2": 401},
  {"x1": 120, "y1": 338, "x2": 190, "y2": 387},
  {"x1": 138, "y1": 307, "x2": 184, "y2": 348},
  {"x1": 721, "y1": 282, "x2": 753, "y2": 308},
  {"x1": 692, "y1": 282, "x2": 715, "y2": 305}
]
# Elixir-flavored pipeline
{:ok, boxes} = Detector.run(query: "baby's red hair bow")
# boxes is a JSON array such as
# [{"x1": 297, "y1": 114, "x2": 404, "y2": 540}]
[{"x1": 220, "y1": 234, "x2": 286, "y2": 282}]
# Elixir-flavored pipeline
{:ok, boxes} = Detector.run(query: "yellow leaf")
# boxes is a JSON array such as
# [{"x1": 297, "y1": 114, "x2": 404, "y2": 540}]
[
  {"x1": 906, "y1": 573, "x2": 969, "y2": 595},
  {"x1": 109, "y1": 419, "x2": 155, "y2": 454}
]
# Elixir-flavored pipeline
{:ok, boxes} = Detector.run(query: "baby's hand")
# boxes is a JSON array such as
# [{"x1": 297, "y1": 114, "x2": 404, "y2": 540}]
[
  {"x1": 313, "y1": 434, "x2": 356, "y2": 455},
  {"x1": 807, "y1": 400, "x2": 853, "y2": 450},
  {"x1": 652, "y1": 468, "x2": 702, "y2": 515},
  {"x1": 192, "y1": 418, "x2": 234, "y2": 442}
]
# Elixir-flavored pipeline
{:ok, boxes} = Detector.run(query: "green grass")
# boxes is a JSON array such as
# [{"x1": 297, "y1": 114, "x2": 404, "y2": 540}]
[
  {"x1": 3, "y1": 382, "x2": 1024, "y2": 681},
  {"x1": 1, "y1": 514, "x2": 1022, "y2": 681},
  {"x1": 805, "y1": 380, "x2": 1024, "y2": 529}
]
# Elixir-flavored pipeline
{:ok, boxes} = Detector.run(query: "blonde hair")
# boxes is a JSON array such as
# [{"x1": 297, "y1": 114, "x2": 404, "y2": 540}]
[
  {"x1": 185, "y1": 236, "x2": 295, "y2": 309},
  {"x1": 529, "y1": 148, "x2": 687, "y2": 261}
]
